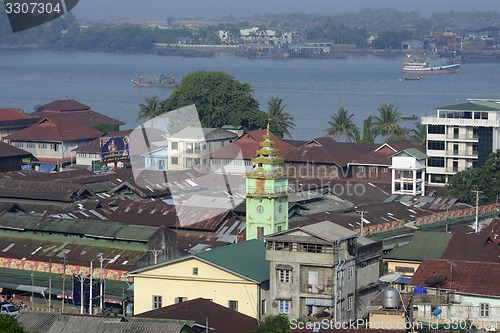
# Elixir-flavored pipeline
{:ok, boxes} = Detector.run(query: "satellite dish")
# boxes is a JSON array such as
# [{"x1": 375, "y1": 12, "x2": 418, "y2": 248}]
[{"x1": 424, "y1": 275, "x2": 447, "y2": 287}]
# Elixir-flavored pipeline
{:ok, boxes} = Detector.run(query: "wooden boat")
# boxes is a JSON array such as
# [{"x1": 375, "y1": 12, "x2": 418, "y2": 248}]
[{"x1": 132, "y1": 74, "x2": 178, "y2": 88}]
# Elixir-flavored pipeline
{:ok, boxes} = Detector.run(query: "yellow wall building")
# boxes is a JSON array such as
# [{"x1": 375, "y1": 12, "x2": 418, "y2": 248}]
[{"x1": 129, "y1": 240, "x2": 270, "y2": 319}]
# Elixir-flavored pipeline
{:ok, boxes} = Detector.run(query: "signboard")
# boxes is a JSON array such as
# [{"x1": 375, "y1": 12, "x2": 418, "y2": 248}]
[
  {"x1": 100, "y1": 136, "x2": 129, "y2": 163},
  {"x1": 92, "y1": 160, "x2": 108, "y2": 174}
]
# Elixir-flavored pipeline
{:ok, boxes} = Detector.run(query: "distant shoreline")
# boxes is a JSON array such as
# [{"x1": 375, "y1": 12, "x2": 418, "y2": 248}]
[{"x1": 1, "y1": 44, "x2": 499, "y2": 63}]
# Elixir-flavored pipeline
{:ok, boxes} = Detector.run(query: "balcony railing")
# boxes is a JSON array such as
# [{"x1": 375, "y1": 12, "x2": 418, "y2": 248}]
[
  {"x1": 446, "y1": 150, "x2": 478, "y2": 157},
  {"x1": 446, "y1": 133, "x2": 478, "y2": 140},
  {"x1": 246, "y1": 186, "x2": 288, "y2": 196}
]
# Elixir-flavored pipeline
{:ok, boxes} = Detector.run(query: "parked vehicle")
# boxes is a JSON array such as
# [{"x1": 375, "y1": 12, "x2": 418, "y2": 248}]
[{"x1": 0, "y1": 302, "x2": 19, "y2": 316}]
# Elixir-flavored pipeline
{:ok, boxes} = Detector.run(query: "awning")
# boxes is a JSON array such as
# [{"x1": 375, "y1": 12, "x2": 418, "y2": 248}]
[
  {"x1": 38, "y1": 164, "x2": 56, "y2": 173},
  {"x1": 16, "y1": 285, "x2": 48, "y2": 294},
  {"x1": 396, "y1": 276, "x2": 411, "y2": 284}
]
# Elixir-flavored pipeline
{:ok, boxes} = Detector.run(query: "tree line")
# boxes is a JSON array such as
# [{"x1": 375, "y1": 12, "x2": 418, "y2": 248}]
[{"x1": 1, "y1": 8, "x2": 499, "y2": 52}]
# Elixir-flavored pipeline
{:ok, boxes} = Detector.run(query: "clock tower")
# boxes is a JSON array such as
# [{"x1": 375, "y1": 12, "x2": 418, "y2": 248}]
[{"x1": 245, "y1": 123, "x2": 289, "y2": 241}]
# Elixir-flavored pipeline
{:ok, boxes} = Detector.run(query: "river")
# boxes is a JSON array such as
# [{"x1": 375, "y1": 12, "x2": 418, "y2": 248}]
[{"x1": 1, "y1": 49, "x2": 499, "y2": 140}]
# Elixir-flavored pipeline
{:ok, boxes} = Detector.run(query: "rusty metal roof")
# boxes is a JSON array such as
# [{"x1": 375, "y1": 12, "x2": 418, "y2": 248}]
[
  {"x1": 409, "y1": 258, "x2": 500, "y2": 296},
  {"x1": 0, "y1": 178, "x2": 91, "y2": 202}
]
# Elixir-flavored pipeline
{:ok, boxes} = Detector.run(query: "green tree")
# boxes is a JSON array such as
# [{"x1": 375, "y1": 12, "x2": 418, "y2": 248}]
[
  {"x1": 136, "y1": 95, "x2": 162, "y2": 122},
  {"x1": 0, "y1": 314, "x2": 26, "y2": 333},
  {"x1": 361, "y1": 115, "x2": 375, "y2": 144},
  {"x1": 158, "y1": 71, "x2": 266, "y2": 130},
  {"x1": 372, "y1": 104, "x2": 403, "y2": 140},
  {"x1": 409, "y1": 122, "x2": 427, "y2": 146},
  {"x1": 94, "y1": 123, "x2": 120, "y2": 133},
  {"x1": 267, "y1": 97, "x2": 295, "y2": 139},
  {"x1": 326, "y1": 107, "x2": 359, "y2": 142},
  {"x1": 253, "y1": 314, "x2": 290, "y2": 333},
  {"x1": 446, "y1": 150, "x2": 500, "y2": 205}
]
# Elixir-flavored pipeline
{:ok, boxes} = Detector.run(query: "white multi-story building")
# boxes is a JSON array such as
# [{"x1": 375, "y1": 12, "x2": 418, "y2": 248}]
[
  {"x1": 422, "y1": 99, "x2": 500, "y2": 185},
  {"x1": 167, "y1": 127, "x2": 238, "y2": 172}
]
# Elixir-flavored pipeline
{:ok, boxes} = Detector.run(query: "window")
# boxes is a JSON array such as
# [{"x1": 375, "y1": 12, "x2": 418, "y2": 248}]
[
  {"x1": 428, "y1": 140, "x2": 445, "y2": 150},
  {"x1": 428, "y1": 125, "x2": 445, "y2": 134},
  {"x1": 171, "y1": 157, "x2": 178, "y2": 165},
  {"x1": 480, "y1": 303, "x2": 489, "y2": 317},
  {"x1": 51, "y1": 143, "x2": 58, "y2": 151},
  {"x1": 347, "y1": 294, "x2": 353, "y2": 311},
  {"x1": 171, "y1": 142, "x2": 178, "y2": 150},
  {"x1": 395, "y1": 266, "x2": 415, "y2": 274},
  {"x1": 14, "y1": 142, "x2": 23, "y2": 148},
  {"x1": 278, "y1": 269, "x2": 291, "y2": 283},
  {"x1": 192, "y1": 267, "x2": 198, "y2": 276},
  {"x1": 428, "y1": 157, "x2": 445, "y2": 168},
  {"x1": 347, "y1": 266, "x2": 354, "y2": 281},
  {"x1": 186, "y1": 158, "x2": 193, "y2": 167},
  {"x1": 152, "y1": 295, "x2": 162, "y2": 309},
  {"x1": 27, "y1": 142, "x2": 35, "y2": 148},
  {"x1": 257, "y1": 227, "x2": 264, "y2": 240},
  {"x1": 228, "y1": 300, "x2": 238, "y2": 311},
  {"x1": 175, "y1": 297, "x2": 187, "y2": 304},
  {"x1": 261, "y1": 299, "x2": 266, "y2": 316},
  {"x1": 278, "y1": 299, "x2": 290, "y2": 314},
  {"x1": 38, "y1": 143, "x2": 47, "y2": 149},
  {"x1": 186, "y1": 142, "x2": 193, "y2": 153}
]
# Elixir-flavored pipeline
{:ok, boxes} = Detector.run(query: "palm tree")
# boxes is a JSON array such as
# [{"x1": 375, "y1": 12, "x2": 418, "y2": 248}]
[
  {"x1": 267, "y1": 97, "x2": 295, "y2": 139},
  {"x1": 409, "y1": 122, "x2": 427, "y2": 146},
  {"x1": 326, "y1": 107, "x2": 360, "y2": 142},
  {"x1": 136, "y1": 95, "x2": 161, "y2": 122},
  {"x1": 372, "y1": 104, "x2": 403, "y2": 139}
]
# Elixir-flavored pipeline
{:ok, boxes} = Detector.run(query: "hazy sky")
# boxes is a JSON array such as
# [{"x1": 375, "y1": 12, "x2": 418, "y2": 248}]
[{"x1": 73, "y1": 0, "x2": 500, "y2": 20}]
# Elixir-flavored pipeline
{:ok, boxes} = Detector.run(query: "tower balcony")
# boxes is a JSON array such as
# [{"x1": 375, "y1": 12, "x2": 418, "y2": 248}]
[{"x1": 246, "y1": 186, "x2": 288, "y2": 197}]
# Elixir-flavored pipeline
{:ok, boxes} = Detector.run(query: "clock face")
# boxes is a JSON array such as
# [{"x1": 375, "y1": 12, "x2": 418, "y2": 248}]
[
  {"x1": 256, "y1": 205, "x2": 264, "y2": 214},
  {"x1": 278, "y1": 204, "x2": 283, "y2": 213}
]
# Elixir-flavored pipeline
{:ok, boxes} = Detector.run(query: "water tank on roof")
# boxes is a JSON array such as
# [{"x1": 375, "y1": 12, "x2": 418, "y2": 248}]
[
  {"x1": 381, "y1": 286, "x2": 401, "y2": 309},
  {"x1": 414, "y1": 285, "x2": 427, "y2": 294}
]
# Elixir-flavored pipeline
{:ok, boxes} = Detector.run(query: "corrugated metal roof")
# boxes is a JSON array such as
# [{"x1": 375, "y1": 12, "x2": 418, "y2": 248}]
[
  {"x1": 437, "y1": 102, "x2": 500, "y2": 111},
  {"x1": 195, "y1": 239, "x2": 269, "y2": 283},
  {"x1": 0, "y1": 179, "x2": 90, "y2": 202},
  {"x1": 17, "y1": 312, "x2": 60, "y2": 333},
  {"x1": 409, "y1": 259, "x2": 500, "y2": 296},
  {"x1": 301, "y1": 220, "x2": 358, "y2": 241},
  {"x1": 0, "y1": 212, "x2": 160, "y2": 242},
  {"x1": 17, "y1": 312, "x2": 195, "y2": 333},
  {"x1": 384, "y1": 231, "x2": 452, "y2": 260}
]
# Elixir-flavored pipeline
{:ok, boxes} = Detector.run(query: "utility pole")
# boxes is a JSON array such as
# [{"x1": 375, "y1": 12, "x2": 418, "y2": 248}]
[
  {"x1": 48, "y1": 259, "x2": 52, "y2": 311},
  {"x1": 356, "y1": 211, "x2": 368, "y2": 237},
  {"x1": 472, "y1": 190, "x2": 482, "y2": 233},
  {"x1": 89, "y1": 261, "x2": 93, "y2": 315},
  {"x1": 98, "y1": 256, "x2": 112, "y2": 315},
  {"x1": 61, "y1": 256, "x2": 66, "y2": 313}
]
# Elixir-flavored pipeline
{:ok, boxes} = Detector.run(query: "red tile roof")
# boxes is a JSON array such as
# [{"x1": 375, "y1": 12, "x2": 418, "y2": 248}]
[
  {"x1": 284, "y1": 137, "x2": 362, "y2": 167},
  {"x1": 409, "y1": 258, "x2": 500, "y2": 296},
  {"x1": 135, "y1": 298, "x2": 259, "y2": 333},
  {"x1": 0, "y1": 108, "x2": 32, "y2": 121},
  {"x1": 350, "y1": 141, "x2": 424, "y2": 166},
  {"x1": 5, "y1": 117, "x2": 103, "y2": 142},
  {"x1": 32, "y1": 99, "x2": 125, "y2": 127},
  {"x1": 209, "y1": 129, "x2": 296, "y2": 160}
]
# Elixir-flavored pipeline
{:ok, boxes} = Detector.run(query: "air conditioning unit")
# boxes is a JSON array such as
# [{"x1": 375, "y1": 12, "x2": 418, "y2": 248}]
[{"x1": 449, "y1": 294, "x2": 462, "y2": 304}]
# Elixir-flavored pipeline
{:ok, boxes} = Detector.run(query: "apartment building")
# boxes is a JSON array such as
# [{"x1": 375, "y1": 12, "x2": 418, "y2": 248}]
[{"x1": 422, "y1": 99, "x2": 500, "y2": 185}]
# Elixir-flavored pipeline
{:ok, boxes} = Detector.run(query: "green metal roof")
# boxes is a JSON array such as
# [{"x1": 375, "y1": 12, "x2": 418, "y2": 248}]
[
  {"x1": 383, "y1": 231, "x2": 452, "y2": 261},
  {"x1": 391, "y1": 148, "x2": 429, "y2": 160},
  {"x1": 437, "y1": 102, "x2": 500, "y2": 111},
  {"x1": 0, "y1": 267, "x2": 132, "y2": 300},
  {"x1": 195, "y1": 240, "x2": 269, "y2": 283},
  {"x1": 0, "y1": 212, "x2": 159, "y2": 242}
]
